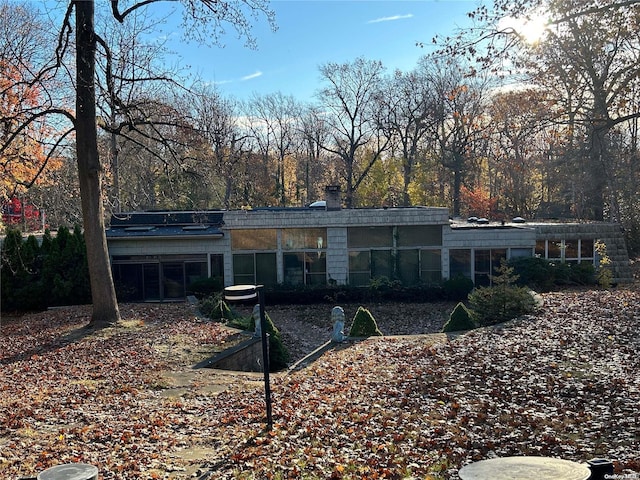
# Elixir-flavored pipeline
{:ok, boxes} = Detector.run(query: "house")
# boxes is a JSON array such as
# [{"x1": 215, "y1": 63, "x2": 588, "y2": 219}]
[{"x1": 106, "y1": 194, "x2": 632, "y2": 302}]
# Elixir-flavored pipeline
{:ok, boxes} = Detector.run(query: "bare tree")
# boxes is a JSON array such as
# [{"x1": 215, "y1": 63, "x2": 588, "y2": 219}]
[
  {"x1": 298, "y1": 104, "x2": 332, "y2": 204},
  {"x1": 316, "y1": 57, "x2": 389, "y2": 208},
  {"x1": 188, "y1": 85, "x2": 252, "y2": 209},
  {"x1": 246, "y1": 92, "x2": 301, "y2": 206},
  {"x1": 377, "y1": 68, "x2": 437, "y2": 206}
]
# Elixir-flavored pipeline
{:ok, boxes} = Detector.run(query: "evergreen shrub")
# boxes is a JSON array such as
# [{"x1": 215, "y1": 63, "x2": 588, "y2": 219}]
[
  {"x1": 198, "y1": 295, "x2": 239, "y2": 321},
  {"x1": 468, "y1": 261, "x2": 537, "y2": 327},
  {"x1": 349, "y1": 306, "x2": 383, "y2": 337},
  {"x1": 509, "y1": 257, "x2": 596, "y2": 291},
  {"x1": 442, "y1": 302, "x2": 476, "y2": 332},
  {"x1": 442, "y1": 276, "x2": 474, "y2": 300},
  {"x1": 1, "y1": 226, "x2": 90, "y2": 312},
  {"x1": 264, "y1": 311, "x2": 290, "y2": 371}
]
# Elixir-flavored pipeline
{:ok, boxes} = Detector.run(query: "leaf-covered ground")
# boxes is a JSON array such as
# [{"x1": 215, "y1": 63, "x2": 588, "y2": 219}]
[{"x1": 1, "y1": 289, "x2": 639, "y2": 479}]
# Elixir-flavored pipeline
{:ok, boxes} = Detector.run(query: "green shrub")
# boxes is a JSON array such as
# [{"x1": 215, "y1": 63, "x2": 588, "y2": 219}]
[
  {"x1": 1, "y1": 229, "x2": 45, "y2": 311},
  {"x1": 509, "y1": 257, "x2": 556, "y2": 291},
  {"x1": 1, "y1": 226, "x2": 90, "y2": 312},
  {"x1": 198, "y1": 295, "x2": 240, "y2": 321},
  {"x1": 349, "y1": 306, "x2": 383, "y2": 337},
  {"x1": 442, "y1": 276, "x2": 474, "y2": 300},
  {"x1": 442, "y1": 302, "x2": 476, "y2": 332},
  {"x1": 468, "y1": 286, "x2": 536, "y2": 326},
  {"x1": 468, "y1": 261, "x2": 537, "y2": 326},
  {"x1": 263, "y1": 311, "x2": 290, "y2": 371},
  {"x1": 509, "y1": 256, "x2": 596, "y2": 291}
]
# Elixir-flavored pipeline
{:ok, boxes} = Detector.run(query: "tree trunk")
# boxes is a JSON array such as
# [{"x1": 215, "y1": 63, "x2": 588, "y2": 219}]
[{"x1": 75, "y1": 0, "x2": 121, "y2": 328}]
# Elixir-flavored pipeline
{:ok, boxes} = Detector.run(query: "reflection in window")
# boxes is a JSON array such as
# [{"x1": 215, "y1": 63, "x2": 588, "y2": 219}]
[
  {"x1": 231, "y1": 229, "x2": 277, "y2": 250},
  {"x1": 232, "y1": 252, "x2": 277, "y2": 286},
  {"x1": 283, "y1": 228, "x2": 327, "y2": 250},
  {"x1": 474, "y1": 249, "x2": 507, "y2": 286},
  {"x1": 450, "y1": 249, "x2": 471, "y2": 279},
  {"x1": 162, "y1": 263, "x2": 185, "y2": 299},
  {"x1": 565, "y1": 240, "x2": 578, "y2": 259},
  {"x1": 371, "y1": 250, "x2": 392, "y2": 279},
  {"x1": 348, "y1": 227, "x2": 393, "y2": 248},
  {"x1": 580, "y1": 239, "x2": 594, "y2": 260},
  {"x1": 420, "y1": 250, "x2": 442, "y2": 285},
  {"x1": 398, "y1": 249, "x2": 419, "y2": 285},
  {"x1": 548, "y1": 240, "x2": 562, "y2": 259},
  {"x1": 349, "y1": 251, "x2": 371, "y2": 286},
  {"x1": 397, "y1": 226, "x2": 442, "y2": 246},
  {"x1": 283, "y1": 252, "x2": 327, "y2": 285}
]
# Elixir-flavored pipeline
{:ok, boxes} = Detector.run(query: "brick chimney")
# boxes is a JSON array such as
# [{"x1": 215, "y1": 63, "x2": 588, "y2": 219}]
[{"x1": 325, "y1": 185, "x2": 341, "y2": 211}]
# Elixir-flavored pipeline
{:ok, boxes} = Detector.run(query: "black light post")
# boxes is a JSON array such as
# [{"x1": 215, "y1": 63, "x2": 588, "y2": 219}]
[{"x1": 224, "y1": 284, "x2": 273, "y2": 430}]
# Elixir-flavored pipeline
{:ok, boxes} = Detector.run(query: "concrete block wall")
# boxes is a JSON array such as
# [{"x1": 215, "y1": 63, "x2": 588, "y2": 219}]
[
  {"x1": 444, "y1": 225, "x2": 536, "y2": 249},
  {"x1": 326, "y1": 227, "x2": 348, "y2": 284},
  {"x1": 222, "y1": 207, "x2": 451, "y2": 229}
]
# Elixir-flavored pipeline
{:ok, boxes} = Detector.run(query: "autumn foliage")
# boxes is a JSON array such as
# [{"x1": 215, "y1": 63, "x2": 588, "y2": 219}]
[
  {"x1": 460, "y1": 185, "x2": 498, "y2": 219},
  {"x1": 1, "y1": 289, "x2": 639, "y2": 478},
  {"x1": 0, "y1": 60, "x2": 62, "y2": 207}
]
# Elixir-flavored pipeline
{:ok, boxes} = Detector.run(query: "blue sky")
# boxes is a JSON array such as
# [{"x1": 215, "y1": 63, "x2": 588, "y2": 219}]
[{"x1": 166, "y1": 0, "x2": 482, "y2": 102}]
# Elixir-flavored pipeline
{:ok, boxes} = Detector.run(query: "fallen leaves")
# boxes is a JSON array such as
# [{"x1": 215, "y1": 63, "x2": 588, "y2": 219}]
[{"x1": 1, "y1": 289, "x2": 639, "y2": 479}]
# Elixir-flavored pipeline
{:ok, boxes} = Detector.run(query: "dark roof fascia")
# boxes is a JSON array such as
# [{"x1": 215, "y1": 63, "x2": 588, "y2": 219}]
[{"x1": 106, "y1": 227, "x2": 224, "y2": 240}]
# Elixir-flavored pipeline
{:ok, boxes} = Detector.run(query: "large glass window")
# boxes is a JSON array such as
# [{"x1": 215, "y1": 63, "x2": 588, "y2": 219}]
[
  {"x1": 580, "y1": 239, "x2": 594, "y2": 261},
  {"x1": 185, "y1": 262, "x2": 207, "y2": 284},
  {"x1": 548, "y1": 240, "x2": 562, "y2": 259},
  {"x1": 450, "y1": 249, "x2": 471, "y2": 279},
  {"x1": 511, "y1": 248, "x2": 532, "y2": 259},
  {"x1": 233, "y1": 254, "x2": 255, "y2": 284},
  {"x1": 397, "y1": 226, "x2": 442, "y2": 247},
  {"x1": 474, "y1": 249, "x2": 507, "y2": 286},
  {"x1": 348, "y1": 227, "x2": 393, "y2": 248},
  {"x1": 112, "y1": 255, "x2": 211, "y2": 301},
  {"x1": 210, "y1": 254, "x2": 224, "y2": 286},
  {"x1": 233, "y1": 253, "x2": 277, "y2": 286},
  {"x1": 162, "y1": 263, "x2": 185, "y2": 299},
  {"x1": 371, "y1": 250, "x2": 393, "y2": 279},
  {"x1": 283, "y1": 252, "x2": 327, "y2": 285},
  {"x1": 564, "y1": 240, "x2": 579, "y2": 260},
  {"x1": 398, "y1": 249, "x2": 419, "y2": 285},
  {"x1": 231, "y1": 229, "x2": 277, "y2": 250},
  {"x1": 474, "y1": 250, "x2": 491, "y2": 286},
  {"x1": 144, "y1": 264, "x2": 161, "y2": 301},
  {"x1": 256, "y1": 253, "x2": 277, "y2": 285},
  {"x1": 283, "y1": 228, "x2": 327, "y2": 250},
  {"x1": 421, "y1": 250, "x2": 442, "y2": 285},
  {"x1": 113, "y1": 263, "x2": 145, "y2": 302},
  {"x1": 349, "y1": 251, "x2": 371, "y2": 286}
]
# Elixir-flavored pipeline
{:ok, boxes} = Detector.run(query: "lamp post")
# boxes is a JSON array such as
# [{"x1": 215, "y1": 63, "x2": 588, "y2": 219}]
[{"x1": 223, "y1": 284, "x2": 273, "y2": 430}]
